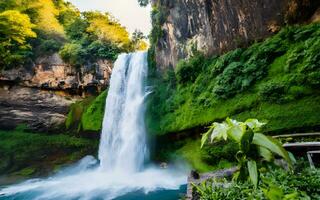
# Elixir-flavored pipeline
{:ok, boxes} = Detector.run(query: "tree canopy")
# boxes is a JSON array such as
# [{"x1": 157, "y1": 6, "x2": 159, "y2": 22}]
[
  {"x1": 0, "y1": 10, "x2": 36, "y2": 68},
  {"x1": 0, "y1": 0, "x2": 148, "y2": 69}
]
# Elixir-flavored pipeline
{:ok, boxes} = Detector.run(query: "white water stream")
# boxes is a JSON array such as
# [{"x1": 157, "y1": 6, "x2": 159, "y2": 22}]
[{"x1": 0, "y1": 52, "x2": 187, "y2": 200}]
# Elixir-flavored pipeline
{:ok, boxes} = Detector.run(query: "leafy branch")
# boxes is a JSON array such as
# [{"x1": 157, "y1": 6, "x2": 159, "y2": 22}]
[{"x1": 201, "y1": 118, "x2": 295, "y2": 188}]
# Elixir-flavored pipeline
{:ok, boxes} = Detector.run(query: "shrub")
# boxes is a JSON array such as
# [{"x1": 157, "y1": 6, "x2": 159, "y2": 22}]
[
  {"x1": 259, "y1": 82, "x2": 287, "y2": 103},
  {"x1": 201, "y1": 141, "x2": 238, "y2": 166},
  {"x1": 210, "y1": 48, "x2": 243, "y2": 76},
  {"x1": 201, "y1": 118, "x2": 293, "y2": 187},
  {"x1": 194, "y1": 164, "x2": 320, "y2": 200},
  {"x1": 175, "y1": 54, "x2": 205, "y2": 84},
  {"x1": 59, "y1": 42, "x2": 86, "y2": 66},
  {"x1": 38, "y1": 38, "x2": 63, "y2": 55}
]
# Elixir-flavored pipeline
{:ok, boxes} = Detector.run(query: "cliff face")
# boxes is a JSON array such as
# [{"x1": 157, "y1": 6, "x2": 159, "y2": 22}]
[
  {"x1": 0, "y1": 53, "x2": 113, "y2": 95},
  {"x1": 152, "y1": 0, "x2": 320, "y2": 71},
  {"x1": 0, "y1": 53, "x2": 113, "y2": 132}
]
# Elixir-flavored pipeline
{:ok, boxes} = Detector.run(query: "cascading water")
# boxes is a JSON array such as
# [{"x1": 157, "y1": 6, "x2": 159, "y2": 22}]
[
  {"x1": 0, "y1": 52, "x2": 187, "y2": 200},
  {"x1": 99, "y1": 52, "x2": 148, "y2": 173}
]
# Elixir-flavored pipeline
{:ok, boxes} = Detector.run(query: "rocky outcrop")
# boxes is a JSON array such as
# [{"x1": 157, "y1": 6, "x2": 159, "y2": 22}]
[
  {"x1": 152, "y1": 0, "x2": 320, "y2": 71},
  {"x1": 0, "y1": 53, "x2": 113, "y2": 95},
  {"x1": 0, "y1": 85, "x2": 79, "y2": 132},
  {"x1": 0, "y1": 53, "x2": 113, "y2": 132}
]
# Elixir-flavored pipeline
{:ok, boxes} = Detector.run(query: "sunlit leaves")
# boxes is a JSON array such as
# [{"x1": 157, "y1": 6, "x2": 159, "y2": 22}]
[
  {"x1": 245, "y1": 118, "x2": 266, "y2": 132},
  {"x1": 201, "y1": 118, "x2": 294, "y2": 187},
  {"x1": 29, "y1": 0, "x2": 65, "y2": 34},
  {"x1": 0, "y1": 10, "x2": 36, "y2": 68},
  {"x1": 85, "y1": 11, "x2": 131, "y2": 48},
  {"x1": 0, "y1": 10, "x2": 36, "y2": 44}
]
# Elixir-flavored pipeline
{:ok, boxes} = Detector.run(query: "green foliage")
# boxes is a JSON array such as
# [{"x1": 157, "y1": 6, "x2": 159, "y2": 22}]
[
  {"x1": 148, "y1": 5, "x2": 169, "y2": 72},
  {"x1": 194, "y1": 163, "x2": 320, "y2": 200},
  {"x1": 0, "y1": 127, "x2": 98, "y2": 175},
  {"x1": 259, "y1": 81, "x2": 287, "y2": 103},
  {"x1": 175, "y1": 54, "x2": 206, "y2": 84},
  {"x1": 60, "y1": 11, "x2": 133, "y2": 65},
  {"x1": 0, "y1": 10, "x2": 36, "y2": 68},
  {"x1": 146, "y1": 23, "x2": 320, "y2": 136},
  {"x1": 66, "y1": 90, "x2": 107, "y2": 133},
  {"x1": 201, "y1": 118, "x2": 293, "y2": 187},
  {"x1": 201, "y1": 141, "x2": 238, "y2": 166},
  {"x1": 81, "y1": 90, "x2": 107, "y2": 132},
  {"x1": 131, "y1": 30, "x2": 148, "y2": 50},
  {"x1": 59, "y1": 42, "x2": 85, "y2": 66},
  {"x1": 0, "y1": 0, "x2": 136, "y2": 69}
]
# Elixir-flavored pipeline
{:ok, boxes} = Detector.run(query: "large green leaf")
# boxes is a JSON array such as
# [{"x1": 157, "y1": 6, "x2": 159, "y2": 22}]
[
  {"x1": 253, "y1": 133, "x2": 292, "y2": 167},
  {"x1": 258, "y1": 146, "x2": 274, "y2": 162},
  {"x1": 247, "y1": 160, "x2": 258, "y2": 188}
]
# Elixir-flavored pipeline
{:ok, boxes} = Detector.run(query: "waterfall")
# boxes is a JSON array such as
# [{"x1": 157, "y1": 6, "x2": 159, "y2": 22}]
[
  {"x1": 0, "y1": 52, "x2": 187, "y2": 200},
  {"x1": 98, "y1": 52, "x2": 148, "y2": 172}
]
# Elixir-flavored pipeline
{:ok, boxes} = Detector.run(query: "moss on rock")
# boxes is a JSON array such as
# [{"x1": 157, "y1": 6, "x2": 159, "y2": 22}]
[{"x1": 65, "y1": 90, "x2": 107, "y2": 135}]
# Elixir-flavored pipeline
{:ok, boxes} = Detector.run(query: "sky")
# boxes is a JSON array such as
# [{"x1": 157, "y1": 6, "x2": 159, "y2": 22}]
[{"x1": 67, "y1": 0, "x2": 152, "y2": 35}]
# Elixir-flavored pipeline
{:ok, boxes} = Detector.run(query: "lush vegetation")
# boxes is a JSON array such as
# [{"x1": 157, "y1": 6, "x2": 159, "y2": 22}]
[
  {"x1": 0, "y1": 0, "x2": 147, "y2": 69},
  {"x1": 201, "y1": 118, "x2": 293, "y2": 187},
  {"x1": 194, "y1": 161, "x2": 320, "y2": 200},
  {"x1": 0, "y1": 126, "x2": 98, "y2": 177},
  {"x1": 66, "y1": 90, "x2": 107, "y2": 134},
  {"x1": 0, "y1": 10, "x2": 36, "y2": 68},
  {"x1": 196, "y1": 119, "x2": 318, "y2": 199},
  {"x1": 146, "y1": 23, "x2": 320, "y2": 136}
]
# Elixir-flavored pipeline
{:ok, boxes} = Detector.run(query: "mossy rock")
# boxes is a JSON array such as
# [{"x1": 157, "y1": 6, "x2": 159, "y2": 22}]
[{"x1": 66, "y1": 90, "x2": 107, "y2": 136}]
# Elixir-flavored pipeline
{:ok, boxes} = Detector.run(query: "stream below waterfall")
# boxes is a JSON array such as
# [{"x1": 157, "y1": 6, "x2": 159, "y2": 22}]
[{"x1": 0, "y1": 52, "x2": 187, "y2": 200}]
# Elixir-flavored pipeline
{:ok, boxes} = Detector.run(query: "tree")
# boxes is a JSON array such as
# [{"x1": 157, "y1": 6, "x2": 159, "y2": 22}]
[
  {"x1": 201, "y1": 118, "x2": 294, "y2": 188},
  {"x1": 0, "y1": 10, "x2": 36, "y2": 68},
  {"x1": 131, "y1": 30, "x2": 148, "y2": 50},
  {"x1": 59, "y1": 42, "x2": 86, "y2": 66},
  {"x1": 84, "y1": 11, "x2": 131, "y2": 49}
]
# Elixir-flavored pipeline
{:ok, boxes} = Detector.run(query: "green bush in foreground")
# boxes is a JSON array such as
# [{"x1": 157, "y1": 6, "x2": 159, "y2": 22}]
[
  {"x1": 201, "y1": 118, "x2": 293, "y2": 187},
  {"x1": 194, "y1": 163, "x2": 320, "y2": 200}
]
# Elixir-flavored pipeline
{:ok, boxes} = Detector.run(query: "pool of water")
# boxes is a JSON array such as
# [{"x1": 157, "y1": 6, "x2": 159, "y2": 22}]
[{"x1": 0, "y1": 185, "x2": 187, "y2": 200}]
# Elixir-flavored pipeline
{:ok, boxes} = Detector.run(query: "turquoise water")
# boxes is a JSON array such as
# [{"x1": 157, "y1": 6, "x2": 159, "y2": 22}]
[{"x1": 0, "y1": 185, "x2": 187, "y2": 200}]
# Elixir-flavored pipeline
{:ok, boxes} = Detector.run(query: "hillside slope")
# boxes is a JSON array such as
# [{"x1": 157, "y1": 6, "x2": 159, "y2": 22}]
[{"x1": 147, "y1": 23, "x2": 320, "y2": 136}]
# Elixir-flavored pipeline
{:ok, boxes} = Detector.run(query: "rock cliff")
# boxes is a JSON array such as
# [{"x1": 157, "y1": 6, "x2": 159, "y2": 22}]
[
  {"x1": 0, "y1": 53, "x2": 113, "y2": 132},
  {"x1": 0, "y1": 53, "x2": 113, "y2": 95},
  {"x1": 152, "y1": 0, "x2": 320, "y2": 71}
]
